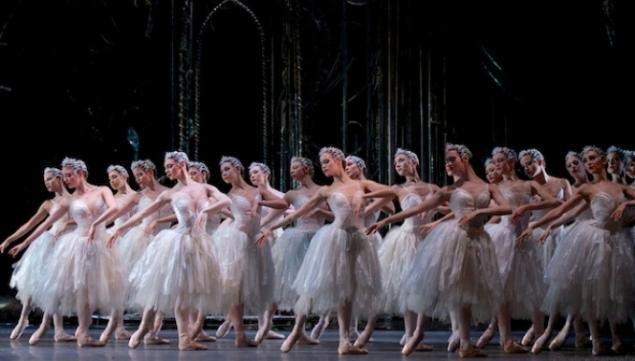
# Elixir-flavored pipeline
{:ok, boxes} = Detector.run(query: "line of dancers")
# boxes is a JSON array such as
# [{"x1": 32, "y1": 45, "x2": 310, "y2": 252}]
[{"x1": 1, "y1": 144, "x2": 634, "y2": 357}]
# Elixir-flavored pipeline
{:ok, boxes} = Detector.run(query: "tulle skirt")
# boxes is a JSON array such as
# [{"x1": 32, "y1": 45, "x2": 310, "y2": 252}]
[
  {"x1": 292, "y1": 225, "x2": 381, "y2": 319},
  {"x1": 213, "y1": 223, "x2": 274, "y2": 314},
  {"x1": 377, "y1": 223, "x2": 420, "y2": 314},
  {"x1": 405, "y1": 219, "x2": 502, "y2": 323},
  {"x1": 128, "y1": 227, "x2": 221, "y2": 315},
  {"x1": 542, "y1": 220, "x2": 635, "y2": 322},
  {"x1": 271, "y1": 226, "x2": 318, "y2": 311},
  {"x1": 41, "y1": 228, "x2": 124, "y2": 316},
  {"x1": 488, "y1": 220, "x2": 544, "y2": 319},
  {"x1": 10, "y1": 231, "x2": 58, "y2": 305}
]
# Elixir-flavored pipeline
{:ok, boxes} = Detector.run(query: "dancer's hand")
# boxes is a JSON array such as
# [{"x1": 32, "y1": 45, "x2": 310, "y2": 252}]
[
  {"x1": 87, "y1": 225, "x2": 96, "y2": 243},
  {"x1": 611, "y1": 203, "x2": 627, "y2": 222},
  {"x1": 366, "y1": 220, "x2": 385, "y2": 235},
  {"x1": 511, "y1": 207, "x2": 526, "y2": 224},
  {"x1": 256, "y1": 229, "x2": 272, "y2": 248},
  {"x1": 419, "y1": 221, "x2": 439, "y2": 236},
  {"x1": 537, "y1": 226, "x2": 552, "y2": 244},
  {"x1": 143, "y1": 220, "x2": 157, "y2": 236},
  {"x1": 516, "y1": 223, "x2": 535, "y2": 246},
  {"x1": 0, "y1": 240, "x2": 11, "y2": 253},
  {"x1": 8, "y1": 243, "x2": 26, "y2": 258},
  {"x1": 458, "y1": 210, "x2": 479, "y2": 227},
  {"x1": 107, "y1": 229, "x2": 121, "y2": 248}
]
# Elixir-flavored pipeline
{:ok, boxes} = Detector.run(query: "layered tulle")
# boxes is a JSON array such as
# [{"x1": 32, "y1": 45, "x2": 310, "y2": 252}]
[
  {"x1": 41, "y1": 227, "x2": 124, "y2": 316},
  {"x1": 293, "y1": 224, "x2": 381, "y2": 319},
  {"x1": 129, "y1": 226, "x2": 221, "y2": 315},
  {"x1": 405, "y1": 219, "x2": 502, "y2": 323},
  {"x1": 271, "y1": 223, "x2": 319, "y2": 311}
]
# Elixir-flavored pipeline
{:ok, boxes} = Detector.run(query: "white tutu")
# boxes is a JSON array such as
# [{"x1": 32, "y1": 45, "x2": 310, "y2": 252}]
[
  {"x1": 213, "y1": 222, "x2": 274, "y2": 314},
  {"x1": 41, "y1": 226, "x2": 124, "y2": 316},
  {"x1": 405, "y1": 188, "x2": 501, "y2": 323},
  {"x1": 377, "y1": 193, "x2": 430, "y2": 314},
  {"x1": 488, "y1": 217, "x2": 544, "y2": 319},
  {"x1": 10, "y1": 231, "x2": 57, "y2": 304},
  {"x1": 271, "y1": 221, "x2": 320, "y2": 311},
  {"x1": 542, "y1": 193, "x2": 635, "y2": 322},
  {"x1": 292, "y1": 224, "x2": 381, "y2": 318},
  {"x1": 129, "y1": 226, "x2": 220, "y2": 315}
]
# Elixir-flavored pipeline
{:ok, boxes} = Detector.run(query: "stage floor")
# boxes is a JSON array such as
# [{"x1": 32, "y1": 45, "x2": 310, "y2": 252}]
[{"x1": 0, "y1": 326, "x2": 631, "y2": 360}]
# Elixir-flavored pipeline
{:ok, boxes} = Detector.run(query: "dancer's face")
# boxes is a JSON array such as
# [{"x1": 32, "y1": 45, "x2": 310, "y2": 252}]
[
  {"x1": 345, "y1": 160, "x2": 361, "y2": 180},
  {"x1": 290, "y1": 160, "x2": 306, "y2": 181},
  {"x1": 566, "y1": 156, "x2": 585, "y2": 181},
  {"x1": 164, "y1": 159, "x2": 182, "y2": 180},
  {"x1": 394, "y1": 154, "x2": 413, "y2": 177},
  {"x1": 520, "y1": 155, "x2": 539, "y2": 178},
  {"x1": 445, "y1": 150, "x2": 465, "y2": 177},
  {"x1": 108, "y1": 171, "x2": 126, "y2": 191},
  {"x1": 607, "y1": 152, "x2": 622, "y2": 175},
  {"x1": 320, "y1": 154, "x2": 340, "y2": 177},
  {"x1": 493, "y1": 152, "x2": 511, "y2": 175},
  {"x1": 133, "y1": 168, "x2": 152, "y2": 189},
  {"x1": 249, "y1": 167, "x2": 267, "y2": 186},
  {"x1": 626, "y1": 158, "x2": 635, "y2": 179},
  {"x1": 43, "y1": 172, "x2": 61, "y2": 192},
  {"x1": 583, "y1": 150, "x2": 605, "y2": 175},
  {"x1": 220, "y1": 162, "x2": 240, "y2": 184},
  {"x1": 62, "y1": 167, "x2": 82, "y2": 189},
  {"x1": 485, "y1": 163, "x2": 500, "y2": 184},
  {"x1": 189, "y1": 168, "x2": 204, "y2": 183}
]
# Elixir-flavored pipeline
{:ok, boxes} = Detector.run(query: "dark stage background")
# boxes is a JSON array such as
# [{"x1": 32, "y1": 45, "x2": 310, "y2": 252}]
[{"x1": 0, "y1": 0, "x2": 633, "y2": 296}]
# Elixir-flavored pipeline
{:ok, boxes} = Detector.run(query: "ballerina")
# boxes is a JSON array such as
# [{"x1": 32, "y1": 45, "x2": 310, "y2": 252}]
[
  {"x1": 259, "y1": 147, "x2": 381, "y2": 354},
  {"x1": 476, "y1": 147, "x2": 560, "y2": 353},
  {"x1": 212, "y1": 156, "x2": 282, "y2": 348},
  {"x1": 0, "y1": 167, "x2": 75, "y2": 344},
  {"x1": 352, "y1": 149, "x2": 438, "y2": 350},
  {"x1": 107, "y1": 151, "x2": 227, "y2": 351},
  {"x1": 530, "y1": 151, "x2": 590, "y2": 353},
  {"x1": 10, "y1": 157, "x2": 124, "y2": 347},
  {"x1": 367, "y1": 143, "x2": 511, "y2": 357},
  {"x1": 518, "y1": 145, "x2": 635, "y2": 355}
]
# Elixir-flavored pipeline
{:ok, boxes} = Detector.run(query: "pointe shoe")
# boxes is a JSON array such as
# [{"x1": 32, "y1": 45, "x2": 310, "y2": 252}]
[
  {"x1": 77, "y1": 335, "x2": 106, "y2": 347},
  {"x1": 128, "y1": 330, "x2": 144, "y2": 349},
  {"x1": 280, "y1": 331, "x2": 302, "y2": 353},
  {"x1": 548, "y1": 328, "x2": 568, "y2": 351},
  {"x1": 53, "y1": 333, "x2": 76, "y2": 343},
  {"x1": 179, "y1": 339, "x2": 207, "y2": 351},
  {"x1": 503, "y1": 341, "x2": 528, "y2": 353},
  {"x1": 458, "y1": 345, "x2": 487, "y2": 358},
  {"x1": 531, "y1": 332, "x2": 549, "y2": 354},
  {"x1": 10, "y1": 320, "x2": 28, "y2": 340},
  {"x1": 447, "y1": 332, "x2": 460, "y2": 352},
  {"x1": 400, "y1": 333, "x2": 408, "y2": 346},
  {"x1": 266, "y1": 330, "x2": 285, "y2": 340},
  {"x1": 115, "y1": 328, "x2": 131, "y2": 341},
  {"x1": 234, "y1": 332, "x2": 258, "y2": 348},
  {"x1": 521, "y1": 327, "x2": 534, "y2": 346},
  {"x1": 338, "y1": 342, "x2": 368, "y2": 355},
  {"x1": 611, "y1": 340, "x2": 624, "y2": 354},
  {"x1": 194, "y1": 332, "x2": 216, "y2": 342},
  {"x1": 402, "y1": 333, "x2": 424, "y2": 356},
  {"x1": 215, "y1": 320, "x2": 231, "y2": 338},
  {"x1": 310, "y1": 320, "x2": 327, "y2": 340},
  {"x1": 415, "y1": 343, "x2": 434, "y2": 352},
  {"x1": 591, "y1": 339, "x2": 606, "y2": 356},
  {"x1": 28, "y1": 330, "x2": 45, "y2": 346},
  {"x1": 144, "y1": 335, "x2": 170, "y2": 345},
  {"x1": 476, "y1": 328, "x2": 495, "y2": 349}
]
